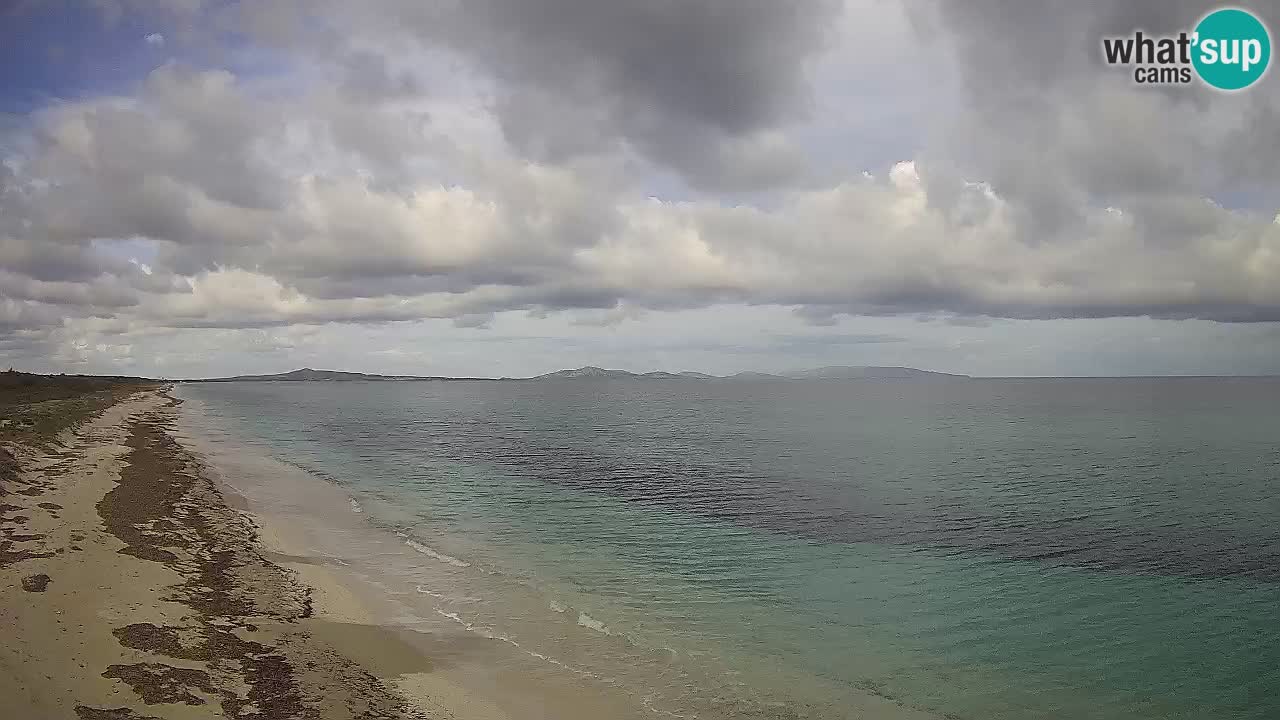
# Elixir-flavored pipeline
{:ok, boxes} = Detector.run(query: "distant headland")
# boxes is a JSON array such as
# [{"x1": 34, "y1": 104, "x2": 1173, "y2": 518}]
[{"x1": 185, "y1": 366, "x2": 970, "y2": 382}]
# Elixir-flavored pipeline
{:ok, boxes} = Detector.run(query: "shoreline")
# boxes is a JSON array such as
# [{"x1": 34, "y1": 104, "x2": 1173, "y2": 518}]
[
  {"x1": 2, "y1": 382, "x2": 939, "y2": 720},
  {"x1": 169, "y1": 385, "x2": 943, "y2": 720},
  {"x1": 0, "y1": 387, "x2": 443, "y2": 718},
  {"x1": 2, "y1": 384, "x2": 656, "y2": 720},
  {"x1": 186, "y1": 433, "x2": 519, "y2": 720},
  {"x1": 170, "y1": 387, "x2": 671, "y2": 720}
]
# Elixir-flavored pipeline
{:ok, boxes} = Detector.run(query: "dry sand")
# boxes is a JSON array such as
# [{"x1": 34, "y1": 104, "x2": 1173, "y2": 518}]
[{"x1": 0, "y1": 388, "x2": 464, "y2": 719}]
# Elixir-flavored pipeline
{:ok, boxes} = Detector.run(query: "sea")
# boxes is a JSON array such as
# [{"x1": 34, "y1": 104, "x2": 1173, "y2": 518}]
[{"x1": 173, "y1": 377, "x2": 1280, "y2": 719}]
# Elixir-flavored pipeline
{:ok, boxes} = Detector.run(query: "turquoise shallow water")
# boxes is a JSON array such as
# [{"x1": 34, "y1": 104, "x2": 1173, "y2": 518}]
[{"x1": 177, "y1": 378, "x2": 1280, "y2": 719}]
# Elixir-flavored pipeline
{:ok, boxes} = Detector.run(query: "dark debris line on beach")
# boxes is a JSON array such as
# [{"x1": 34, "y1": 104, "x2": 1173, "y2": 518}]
[
  {"x1": 84, "y1": 394, "x2": 421, "y2": 720},
  {"x1": 74, "y1": 706, "x2": 166, "y2": 720}
]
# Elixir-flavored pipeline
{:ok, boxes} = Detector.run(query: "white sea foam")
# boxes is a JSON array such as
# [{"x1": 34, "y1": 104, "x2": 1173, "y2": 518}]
[
  {"x1": 413, "y1": 585, "x2": 481, "y2": 603},
  {"x1": 398, "y1": 534, "x2": 470, "y2": 567},
  {"x1": 434, "y1": 609, "x2": 474, "y2": 630},
  {"x1": 549, "y1": 600, "x2": 568, "y2": 613},
  {"x1": 577, "y1": 612, "x2": 612, "y2": 635},
  {"x1": 348, "y1": 498, "x2": 363, "y2": 513},
  {"x1": 414, "y1": 585, "x2": 445, "y2": 599},
  {"x1": 478, "y1": 628, "x2": 523, "y2": 648},
  {"x1": 524, "y1": 650, "x2": 606, "y2": 682},
  {"x1": 435, "y1": 597, "x2": 687, "y2": 718},
  {"x1": 641, "y1": 691, "x2": 694, "y2": 719},
  {"x1": 434, "y1": 608, "x2": 608, "y2": 682}
]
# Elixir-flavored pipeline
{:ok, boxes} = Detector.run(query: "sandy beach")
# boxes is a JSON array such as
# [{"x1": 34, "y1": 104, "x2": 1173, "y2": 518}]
[
  {"x1": 0, "y1": 386, "x2": 460, "y2": 719},
  {"x1": 1, "y1": 380, "x2": 652, "y2": 720}
]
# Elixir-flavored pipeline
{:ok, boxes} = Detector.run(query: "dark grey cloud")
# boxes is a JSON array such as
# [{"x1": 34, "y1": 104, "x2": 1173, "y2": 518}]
[
  {"x1": 334, "y1": 0, "x2": 840, "y2": 190},
  {"x1": 921, "y1": 0, "x2": 1280, "y2": 240},
  {"x1": 0, "y1": 236, "x2": 120, "y2": 283},
  {"x1": 0, "y1": 299, "x2": 65, "y2": 332},
  {"x1": 337, "y1": 50, "x2": 423, "y2": 103},
  {"x1": 458, "y1": 1, "x2": 832, "y2": 132}
]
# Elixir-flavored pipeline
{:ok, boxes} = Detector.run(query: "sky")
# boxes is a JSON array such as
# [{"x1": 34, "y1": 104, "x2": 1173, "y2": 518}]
[{"x1": 3, "y1": 0, "x2": 1280, "y2": 378}]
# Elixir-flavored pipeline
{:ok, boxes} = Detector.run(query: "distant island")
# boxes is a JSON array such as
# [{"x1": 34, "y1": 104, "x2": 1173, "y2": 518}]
[
  {"x1": 197, "y1": 368, "x2": 484, "y2": 382},
  {"x1": 187, "y1": 366, "x2": 969, "y2": 382},
  {"x1": 783, "y1": 366, "x2": 968, "y2": 380},
  {"x1": 529, "y1": 367, "x2": 716, "y2": 380}
]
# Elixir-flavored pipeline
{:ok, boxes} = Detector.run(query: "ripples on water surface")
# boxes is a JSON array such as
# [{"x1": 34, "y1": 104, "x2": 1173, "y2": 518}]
[{"x1": 178, "y1": 378, "x2": 1280, "y2": 719}]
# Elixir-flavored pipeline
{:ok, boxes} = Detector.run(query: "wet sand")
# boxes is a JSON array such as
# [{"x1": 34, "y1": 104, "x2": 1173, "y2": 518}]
[{"x1": 0, "y1": 388, "x2": 443, "y2": 718}]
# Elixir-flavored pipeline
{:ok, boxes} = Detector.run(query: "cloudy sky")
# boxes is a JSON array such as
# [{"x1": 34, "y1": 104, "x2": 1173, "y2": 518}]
[{"x1": 3, "y1": 0, "x2": 1280, "y2": 378}]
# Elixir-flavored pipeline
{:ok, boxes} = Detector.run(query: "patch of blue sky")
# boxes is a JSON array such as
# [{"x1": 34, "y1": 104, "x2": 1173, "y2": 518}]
[
  {"x1": 0, "y1": 1, "x2": 298, "y2": 115},
  {"x1": 1, "y1": 2, "x2": 163, "y2": 112}
]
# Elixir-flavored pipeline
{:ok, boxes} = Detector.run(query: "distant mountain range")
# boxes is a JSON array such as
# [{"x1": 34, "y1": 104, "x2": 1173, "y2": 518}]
[
  {"x1": 530, "y1": 366, "x2": 721, "y2": 380},
  {"x1": 198, "y1": 368, "x2": 405, "y2": 382},
  {"x1": 529, "y1": 366, "x2": 967, "y2": 380},
  {"x1": 189, "y1": 366, "x2": 968, "y2": 382},
  {"x1": 784, "y1": 366, "x2": 968, "y2": 380}
]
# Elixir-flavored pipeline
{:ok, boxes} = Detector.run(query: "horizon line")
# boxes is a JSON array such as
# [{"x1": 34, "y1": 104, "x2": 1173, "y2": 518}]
[{"x1": 10, "y1": 367, "x2": 1280, "y2": 382}]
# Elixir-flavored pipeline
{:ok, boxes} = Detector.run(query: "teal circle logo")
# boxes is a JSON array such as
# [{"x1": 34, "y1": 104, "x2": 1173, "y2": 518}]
[{"x1": 1192, "y1": 8, "x2": 1271, "y2": 90}]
